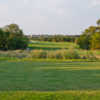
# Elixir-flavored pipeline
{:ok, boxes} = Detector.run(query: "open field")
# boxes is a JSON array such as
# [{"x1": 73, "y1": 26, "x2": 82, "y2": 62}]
[
  {"x1": 0, "y1": 61, "x2": 100, "y2": 99},
  {"x1": 0, "y1": 41, "x2": 100, "y2": 99},
  {"x1": 28, "y1": 41, "x2": 79, "y2": 50},
  {"x1": 0, "y1": 61, "x2": 100, "y2": 91}
]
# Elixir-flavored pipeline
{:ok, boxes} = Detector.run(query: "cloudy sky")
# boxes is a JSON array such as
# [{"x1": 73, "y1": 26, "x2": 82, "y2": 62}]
[{"x1": 0, "y1": 0, "x2": 100, "y2": 35}]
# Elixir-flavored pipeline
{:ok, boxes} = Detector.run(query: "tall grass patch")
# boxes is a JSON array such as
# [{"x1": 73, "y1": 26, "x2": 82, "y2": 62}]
[{"x1": 30, "y1": 49, "x2": 81, "y2": 59}]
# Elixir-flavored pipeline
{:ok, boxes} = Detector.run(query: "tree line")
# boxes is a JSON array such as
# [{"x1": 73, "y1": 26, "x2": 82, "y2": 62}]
[
  {"x1": 31, "y1": 35, "x2": 79, "y2": 42},
  {"x1": 0, "y1": 19, "x2": 100, "y2": 51}
]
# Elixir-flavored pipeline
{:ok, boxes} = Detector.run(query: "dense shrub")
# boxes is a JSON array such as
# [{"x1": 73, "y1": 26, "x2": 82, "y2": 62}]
[
  {"x1": 65, "y1": 49, "x2": 80, "y2": 59},
  {"x1": 77, "y1": 35, "x2": 91, "y2": 50},
  {"x1": 31, "y1": 50, "x2": 47, "y2": 58},
  {"x1": 0, "y1": 49, "x2": 97, "y2": 60},
  {"x1": 82, "y1": 51, "x2": 97, "y2": 60},
  {"x1": 47, "y1": 50, "x2": 66, "y2": 59},
  {"x1": 0, "y1": 50, "x2": 29, "y2": 58},
  {"x1": 30, "y1": 49, "x2": 81, "y2": 59}
]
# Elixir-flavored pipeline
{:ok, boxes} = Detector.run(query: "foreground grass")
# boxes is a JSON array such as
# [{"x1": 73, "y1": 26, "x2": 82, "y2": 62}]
[
  {"x1": 0, "y1": 61, "x2": 100, "y2": 99},
  {"x1": 0, "y1": 91, "x2": 100, "y2": 100},
  {"x1": 0, "y1": 61, "x2": 100, "y2": 91}
]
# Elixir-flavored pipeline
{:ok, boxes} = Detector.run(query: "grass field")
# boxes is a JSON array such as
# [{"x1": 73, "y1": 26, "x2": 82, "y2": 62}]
[
  {"x1": 0, "y1": 61, "x2": 100, "y2": 91},
  {"x1": 0, "y1": 61, "x2": 100, "y2": 99},
  {"x1": 28, "y1": 41, "x2": 79, "y2": 50},
  {"x1": 1, "y1": 41, "x2": 100, "y2": 100}
]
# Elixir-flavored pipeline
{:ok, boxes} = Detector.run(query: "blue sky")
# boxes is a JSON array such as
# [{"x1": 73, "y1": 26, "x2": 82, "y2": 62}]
[{"x1": 0, "y1": 0, "x2": 100, "y2": 35}]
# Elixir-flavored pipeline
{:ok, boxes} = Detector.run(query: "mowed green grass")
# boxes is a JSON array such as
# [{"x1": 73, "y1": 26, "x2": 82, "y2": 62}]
[
  {"x1": 0, "y1": 61, "x2": 100, "y2": 91},
  {"x1": 28, "y1": 41, "x2": 78, "y2": 50}
]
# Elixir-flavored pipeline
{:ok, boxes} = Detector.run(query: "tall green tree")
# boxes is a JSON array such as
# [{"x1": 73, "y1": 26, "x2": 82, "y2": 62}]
[
  {"x1": 77, "y1": 19, "x2": 100, "y2": 50},
  {"x1": 91, "y1": 32, "x2": 100, "y2": 49},
  {"x1": 97, "y1": 19, "x2": 100, "y2": 26},
  {"x1": 0, "y1": 24, "x2": 28, "y2": 50},
  {"x1": 0, "y1": 29, "x2": 10, "y2": 50},
  {"x1": 3, "y1": 24, "x2": 23, "y2": 36}
]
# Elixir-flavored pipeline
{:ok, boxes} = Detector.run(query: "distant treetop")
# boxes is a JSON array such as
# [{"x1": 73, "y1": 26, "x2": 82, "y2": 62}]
[{"x1": 97, "y1": 19, "x2": 100, "y2": 26}]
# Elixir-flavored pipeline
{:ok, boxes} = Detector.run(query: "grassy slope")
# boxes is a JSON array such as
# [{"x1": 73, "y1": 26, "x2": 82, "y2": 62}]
[{"x1": 0, "y1": 61, "x2": 100, "y2": 91}]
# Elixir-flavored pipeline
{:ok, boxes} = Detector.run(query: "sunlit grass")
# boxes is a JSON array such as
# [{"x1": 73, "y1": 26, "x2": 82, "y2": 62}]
[
  {"x1": 1, "y1": 91, "x2": 100, "y2": 100},
  {"x1": 28, "y1": 41, "x2": 78, "y2": 50}
]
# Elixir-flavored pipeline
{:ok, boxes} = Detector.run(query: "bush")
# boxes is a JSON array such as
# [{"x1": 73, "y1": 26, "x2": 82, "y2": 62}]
[
  {"x1": 81, "y1": 51, "x2": 97, "y2": 61},
  {"x1": 77, "y1": 35, "x2": 90, "y2": 50},
  {"x1": 85, "y1": 51, "x2": 97, "y2": 60},
  {"x1": 0, "y1": 50, "x2": 29, "y2": 58},
  {"x1": 65, "y1": 49, "x2": 80, "y2": 59},
  {"x1": 30, "y1": 49, "x2": 81, "y2": 59},
  {"x1": 31, "y1": 50, "x2": 47, "y2": 58},
  {"x1": 47, "y1": 50, "x2": 66, "y2": 59},
  {"x1": 0, "y1": 49, "x2": 97, "y2": 61}
]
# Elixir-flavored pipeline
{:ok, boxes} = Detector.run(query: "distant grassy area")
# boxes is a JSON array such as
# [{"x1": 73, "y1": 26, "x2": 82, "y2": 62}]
[
  {"x1": 28, "y1": 41, "x2": 79, "y2": 50},
  {"x1": 0, "y1": 61, "x2": 100, "y2": 91},
  {"x1": 29, "y1": 41, "x2": 100, "y2": 59}
]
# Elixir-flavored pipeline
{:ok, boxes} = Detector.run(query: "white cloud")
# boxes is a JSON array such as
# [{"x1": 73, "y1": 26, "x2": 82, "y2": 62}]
[{"x1": 90, "y1": 0, "x2": 100, "y2": 7}]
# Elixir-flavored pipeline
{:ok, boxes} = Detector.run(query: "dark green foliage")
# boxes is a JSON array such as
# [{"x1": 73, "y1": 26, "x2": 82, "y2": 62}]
[
  {"x1": 0, "y1": 24, "x2": 29, "y2": 50},
  {"x1": 77, "y1": 34, "x2": 91, "y2": 49},
  {"x1": 91, "y1": 32, "x2": 100, "y2": 49},
  {"x1": 97, "y1": 19, "x2": 100, "y2": 26},
  {"x1": 77, "y1": 19, "x2": 100, "y2": 50},
  {"x1": 8, "y1": 36, "x2": 28, "y2": 50},
  {"x1": 0, "y1": 29, "x2": 10, "y2": 50}
]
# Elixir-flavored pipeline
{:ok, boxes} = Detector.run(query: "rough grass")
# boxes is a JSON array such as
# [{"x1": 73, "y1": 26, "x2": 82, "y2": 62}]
[{"x1": 0, "y1": 91, "x2": 100, "y2": 100}]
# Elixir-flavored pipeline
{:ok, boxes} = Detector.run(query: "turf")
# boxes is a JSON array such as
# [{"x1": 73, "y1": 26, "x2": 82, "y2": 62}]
[
  {"x1": 0, "y1": 61, "x2": 100, "y2": 91},
  {"x1": 28, "y1": 41, "x2": 78, "y2": 50}
]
